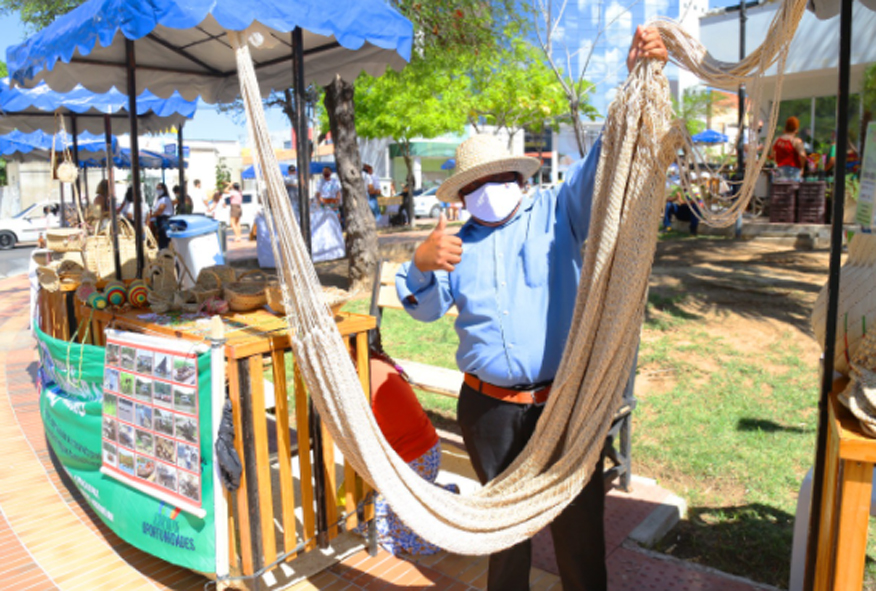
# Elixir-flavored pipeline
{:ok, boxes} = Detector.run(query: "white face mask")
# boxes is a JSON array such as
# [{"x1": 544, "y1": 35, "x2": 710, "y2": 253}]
[
  {"x1": 464, "y1": 181, "x2": 522, "y2": 224},
  {"x1": 156, "y1": 189, "x2": 165, "y2": 197}
]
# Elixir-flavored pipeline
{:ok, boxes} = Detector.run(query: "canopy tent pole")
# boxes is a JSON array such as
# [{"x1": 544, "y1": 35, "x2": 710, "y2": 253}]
[
  {"x1": 104, "y1": 114, "x2": 123, "y2": 279},
  {"x1": 70, "y1": 114, "x2": 83, "y2": 211},
  {"x1": 803, "y1": 0, "x2": 853, "y2": 587},
  {"x1": 177, "y1": 123, "x2": 185, "y2": 212},
  {"x1": 292, "y1": 28, "x2": 312, "y2": 256},
  {"x1": 58, "y1": 181, "x2": 67, "y2": 228},
  {"x1": 83, "y1": 166, "x2": 89, "y2": 204},
  {"x1": 126, "y1": 38, "x2": 145, "y2": 277}
]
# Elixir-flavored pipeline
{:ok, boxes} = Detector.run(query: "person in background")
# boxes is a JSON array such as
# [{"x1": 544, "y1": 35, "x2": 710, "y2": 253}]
[
  {"x1": 150, "y1": 182, "x2": 175, "y2": 249},
  {"x1": 118, "y1": 186, "x2": 136, "y2": 221},
  {"x1": 769, "y1": 116, "x2": 807, "y2": 181},
  {"x1": 190, "y1": 179, "x2": 208, "y2": 215},
  {"x1": 315, "y1": 167, "x2": 342, "y2": 219},
  {"x1": 363, "y1": 163, "x2": 381, "y2": 219},
  {"x1": 395, "y1": 26, "x2": 667, "y2": 591},
  {"x1": 206, "y1": 190, "x2": 223, "y2": 219},
  {"x1": 88, "y1": 179, "x2": 113, "y2": 229},
  {"x1": 663, "y1": 175, "x2": 701, "y2": 236},
  {"x1": 225, "y1": 181, "x2": 244, "y2": 242},
  {"x1": 173, "y1": 185, "x2": 193, "y2": 214}
]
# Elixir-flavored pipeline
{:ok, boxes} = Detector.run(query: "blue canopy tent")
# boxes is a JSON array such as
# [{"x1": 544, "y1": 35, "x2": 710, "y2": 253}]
[
  {"x1": 78, "y1": 148, "x2": 184, "y2": 170},
  {"x1": 0, "y1": 78, "x2": 196, "y2": 237},
  {"x1": 690, "y1": 129, "x2": 729, "y2": 144},
  {"x1": 0, "y1": 79, "x2": 196, "y2": 135},
  {"x1": 7, "y1": 0, "x2": 412, "y2": 276},
  {"x1": 441, "y1": 158, "x2": 456, "y2": 170},
  {"x1": 241, "y1": 160, "x2": 335, "y2": 180},
  {"x1": 0, "y1": 130, "x2": 118, "y2": 159}
]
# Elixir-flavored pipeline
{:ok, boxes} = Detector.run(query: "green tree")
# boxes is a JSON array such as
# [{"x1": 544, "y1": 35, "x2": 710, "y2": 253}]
[
  {"x1": 0, "y1": 0, "x2": 83, "y2": 31},
  {"x1": 672, "y1": 87, "x2": 718, "y2": 136},
  {"x1": 464, "y1": 27, "x2": 572, "y2": 149},
  {"x1": 355, "y1": 60, "x2": 470, "y2": 221},
  {"x1": 0, "y1": 60, "x2": 7, "y2": 78},
  {"x1": 215, "y1": 161, "x2": 231, "y2": 192}
]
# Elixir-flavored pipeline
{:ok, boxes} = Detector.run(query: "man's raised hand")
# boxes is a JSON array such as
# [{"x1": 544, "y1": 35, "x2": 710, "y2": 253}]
[{"x1": 413, "y1": 213, "x2": 463, "y2": 273}]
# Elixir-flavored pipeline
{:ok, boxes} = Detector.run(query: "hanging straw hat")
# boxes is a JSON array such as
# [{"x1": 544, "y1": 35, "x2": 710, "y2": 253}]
[{"x1": 436, "y1": 135, "x2": 542, "y2": 203}]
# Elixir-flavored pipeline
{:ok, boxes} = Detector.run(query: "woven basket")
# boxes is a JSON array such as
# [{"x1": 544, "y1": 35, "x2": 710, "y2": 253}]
[
  {"x1": 266, "y1": 282, "x2": 287, "y2": 314},
  {"x1": 192, "y1": 269, "x2": 223, "y2": 304},
  {"x1": 84, "y1": 218, "x2": 158, "y2": 280},
  {"x1": 199, "y1": 265, "x2": 236, "y2": 286},
  {"x1": 225, "y1": 270, "x2": 269, "y2": 312},
  {"x1": 46, "y1": 228, "x2": 87, "y2": 252},
  {"x1": 37, "y1": 259, "x2": 87, "y2": 292},
  {"x1": 145, "y1": 249, "x2": 179, "y2": 292},
  {"x1": 812, "y1": 232, "x2": 876, "y2": 376},
  {"x1": 322, "y1": 286, "x2": 351, "y2": 317}
]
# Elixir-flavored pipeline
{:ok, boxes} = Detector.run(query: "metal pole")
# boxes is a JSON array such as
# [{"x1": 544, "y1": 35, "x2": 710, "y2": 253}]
[
  {"x1": 71, "y1": 114, "x2": 83, "y2": 211},
  {"x1": 292, "y1": 28, "x2": 312, "y2": 256},
  {"x1": 177, "y1": 123, "x2": 185, "y2": 213},
  {"x1": 803, "y1": 0, "x2": 853, "y2": 588},
  {"x1": 126, "y1": 38, "x2": 145, "y2": 277},
  {"x1": 736, "y1": 0, "x2": 747, "y2": 174},
  {"x1": 58, "y1": 182, "x2": 66, "y2": 228},
  {"x1": 104, "y1": 114, "x2": 122, "y2": 279}
]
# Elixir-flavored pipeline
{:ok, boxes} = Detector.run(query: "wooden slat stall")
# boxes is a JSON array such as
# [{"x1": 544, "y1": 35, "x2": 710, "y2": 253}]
[{"x1": 80, "y1": 304, "x2": 377, "y2": 582}]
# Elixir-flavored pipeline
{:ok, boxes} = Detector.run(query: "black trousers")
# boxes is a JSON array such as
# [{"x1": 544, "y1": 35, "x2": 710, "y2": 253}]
[{"x1": 457, "y1": 381, "x2": 607, "y2": 591}]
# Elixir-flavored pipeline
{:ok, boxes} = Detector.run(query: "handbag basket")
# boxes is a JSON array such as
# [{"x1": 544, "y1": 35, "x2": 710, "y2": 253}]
[
  {"x1": 85, "y1": 218, "x2": 158, "y2": 280},
  {"x1": 225, "y1": 270, "x2": 269, "y2": 312},
  {"x1": 145, "y1": 250, "x2": 180, "y2": 293},
  {"x1": 47, "y1": 228, "x2": 87, "y2": 252}
]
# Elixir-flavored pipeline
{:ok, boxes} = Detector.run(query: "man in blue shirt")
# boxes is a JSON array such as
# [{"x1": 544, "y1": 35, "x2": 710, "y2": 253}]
[{"x1": 395, "y1": 26, "x2": 667, "y2": 591}]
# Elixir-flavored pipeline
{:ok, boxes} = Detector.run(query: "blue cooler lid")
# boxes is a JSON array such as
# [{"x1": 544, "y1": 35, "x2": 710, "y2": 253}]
[{"x1": 167, "y1": 215, "x2": 220, "y2": 238}]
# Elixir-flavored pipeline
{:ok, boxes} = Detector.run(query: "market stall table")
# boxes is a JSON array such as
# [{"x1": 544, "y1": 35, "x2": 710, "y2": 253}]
[
  {"x1": 814, "y1": 381, "x2": 876, "y2": 591},
  {"x1": 76, "y1": 302, "x2": 377, "y2": 578}
]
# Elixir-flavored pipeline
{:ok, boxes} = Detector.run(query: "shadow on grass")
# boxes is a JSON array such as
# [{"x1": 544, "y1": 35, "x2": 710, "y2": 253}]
[
  {"x1": 737, "y1": 417, "x2": 810, "y2": 434},
  {"x1": 654, "y1": 503, "x2": 796, "y2": 588},
  {"x1": 644, "y1": 292, "x2": 702, "y2": 330}
]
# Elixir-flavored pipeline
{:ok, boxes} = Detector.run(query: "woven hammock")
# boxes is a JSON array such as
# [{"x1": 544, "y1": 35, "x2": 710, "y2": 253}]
[{"x1": 225, "y1": 0, "x2": 806, "y2": 556}]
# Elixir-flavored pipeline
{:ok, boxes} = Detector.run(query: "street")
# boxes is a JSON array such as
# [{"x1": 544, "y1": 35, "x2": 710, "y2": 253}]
[{"x1": 0, "y1": 242, "x2": 35, "y2": 279}]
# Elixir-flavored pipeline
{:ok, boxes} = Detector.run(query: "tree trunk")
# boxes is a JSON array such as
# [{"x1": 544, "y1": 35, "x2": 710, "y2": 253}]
[
  {"x1": 570, "y1": 98, "x2": 588, "y2": 158},
  {"x1": 402, "y1": 146, "x2": 416, "y2": 226},
  {"x1": 324, "y1": 76, "x2": 379, "y2": 294}
]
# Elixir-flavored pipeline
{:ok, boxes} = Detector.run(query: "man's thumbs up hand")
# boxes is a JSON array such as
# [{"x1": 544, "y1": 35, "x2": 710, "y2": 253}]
[{"x1": 413, "y1": 212, "x2": 463, "y2": 273}]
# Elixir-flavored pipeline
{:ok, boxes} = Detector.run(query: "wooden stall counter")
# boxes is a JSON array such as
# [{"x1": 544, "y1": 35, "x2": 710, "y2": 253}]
[
  {"x1": 815, "y1": 381, "x2": 876, "y2": 591},
  {"x1": 78, "y1": 301, "x2": 377, "y2": 581}
]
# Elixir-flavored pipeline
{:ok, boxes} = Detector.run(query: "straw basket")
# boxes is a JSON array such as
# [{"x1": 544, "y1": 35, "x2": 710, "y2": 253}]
[
  {"x1": 145, "y1": 249, "x2": 179, "y2": 292},
  {"x1": 84, "y1": 218, "x2": 158, "y2": 280},
  {"x1": 322, "y1": 286, "x2": 351, "y2": 317},
  {"x1": 192, "y1": 269, "x2": 223, "y2": 304},
  {"x1": 199, "y1": 265, "x2": 236, "y2": 286},
  {"x1": 266, "y1": 282, "x2": 287, "y2": 314},
  {"x1": 46, "y1": 228, "x2": 87, "y2": 252},
  {"x1": 37, "y1": 259, "x2": 87, "y2": 292},
  {"x1": 225, "y1": 270, "x2": 269, "y2": 312}
]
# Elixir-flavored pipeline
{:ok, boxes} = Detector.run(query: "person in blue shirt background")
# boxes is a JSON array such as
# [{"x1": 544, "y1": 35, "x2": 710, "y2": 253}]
[{"x1": 394, "y1": 26, "x2": 667, "y2": 591}]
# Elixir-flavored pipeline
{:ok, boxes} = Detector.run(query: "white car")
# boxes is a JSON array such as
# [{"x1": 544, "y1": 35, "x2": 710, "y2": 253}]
[
  {"x1": 213, "y1": 191, "x2": 258, "y2": 230},
  {"x1": 413, "y1": 186, "x2": 443, "y2": 219},
  {"x1": 0, "y1": 200, "x2": 63, "y2": 249}
]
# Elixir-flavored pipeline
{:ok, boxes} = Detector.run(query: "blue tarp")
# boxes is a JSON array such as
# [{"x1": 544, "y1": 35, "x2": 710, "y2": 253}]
[
  {"x1": 441, "y1": 158, "x2": 456, "y2": 170},
  {"x1": 0, "y1": 79, "x2": 196, "y2": 118},
  {"x1": 6, "y1": 0, "x2": 413, "y2": 103},
  {"x1": 0, "y1": 129, "x2": 117, "y2": 157},
  {"x1": 242, "y1": 160, "x2": 336, "y2": 179},
  {"x1": 79, "y1": 148, "x2": 184, "y2": 170},
  {"x1": 691, "y1": 129, "x2": 729, "y2": 144}
]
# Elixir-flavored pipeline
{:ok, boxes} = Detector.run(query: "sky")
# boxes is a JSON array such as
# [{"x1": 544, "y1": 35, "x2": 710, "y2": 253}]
[{"x1": 0, "y1": 0, "x2": 743, "y2": 143}]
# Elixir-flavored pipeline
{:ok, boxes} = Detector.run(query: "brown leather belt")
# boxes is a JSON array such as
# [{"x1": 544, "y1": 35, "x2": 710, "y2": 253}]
[{"x1": 464, "y1": 373, "x2": 551, "y2": 405}]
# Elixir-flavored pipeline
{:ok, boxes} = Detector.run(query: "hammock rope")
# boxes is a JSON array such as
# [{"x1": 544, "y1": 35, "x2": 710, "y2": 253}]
[{"x1": 225, "y1": 0, "x2": 806, "y2": 556}]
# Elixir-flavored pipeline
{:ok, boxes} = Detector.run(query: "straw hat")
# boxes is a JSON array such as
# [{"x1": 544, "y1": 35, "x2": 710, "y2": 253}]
[{"x1": 437, "y1": 135, "x2": 542, "y2": 203}]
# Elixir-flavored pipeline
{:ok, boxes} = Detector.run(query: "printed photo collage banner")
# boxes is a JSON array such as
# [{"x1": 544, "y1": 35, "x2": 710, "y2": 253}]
[{"x1": 101, "y1": 329, "x2": 206, "y2": 517}]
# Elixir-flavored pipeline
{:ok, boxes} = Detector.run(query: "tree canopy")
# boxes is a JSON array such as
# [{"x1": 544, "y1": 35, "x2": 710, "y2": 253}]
[{"x1": 0, "y1": 0, "x2": 83, "y2": 31}]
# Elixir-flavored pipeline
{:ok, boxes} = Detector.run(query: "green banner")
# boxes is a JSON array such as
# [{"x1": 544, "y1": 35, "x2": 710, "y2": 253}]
[{"x1": 36, "y1": 327, "x2": 216, "y2": 574}]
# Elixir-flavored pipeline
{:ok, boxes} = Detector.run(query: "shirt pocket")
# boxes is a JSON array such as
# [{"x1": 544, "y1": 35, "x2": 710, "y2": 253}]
[{"x1": 522, "y1": 237, "x2": 550, "y2": 287}]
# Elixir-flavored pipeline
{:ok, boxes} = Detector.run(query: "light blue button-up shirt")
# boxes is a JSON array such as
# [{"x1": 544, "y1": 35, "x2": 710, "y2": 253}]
[{"x1": 395, "y1": 140, "x2": 601, "y2": 388}]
